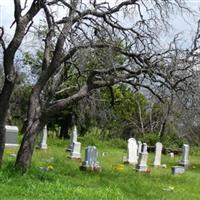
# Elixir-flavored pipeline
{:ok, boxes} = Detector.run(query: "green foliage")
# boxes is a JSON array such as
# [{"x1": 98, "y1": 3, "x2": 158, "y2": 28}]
[
  {"x1": 113, "y1": 85, "x2": 147, "y2": 121},
  {"x1": 139, "y1": 132, "x2": 160, "y2": 146},
  {"x1": 79, "y1": 127, "x2": 127, "y2": 149},
  {"x1": 23, "y1": 50, "x2": 43, "y2": 76},
  {"x1": 162, "y1": 127, "x2": 186, "y2": 148}
]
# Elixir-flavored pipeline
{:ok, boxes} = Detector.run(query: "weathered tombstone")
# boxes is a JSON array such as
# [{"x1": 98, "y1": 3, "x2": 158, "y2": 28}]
[
  {"x1": 38, "y1": 125, "x2": 48, "y2": 149},
  {"x1": 70, "y1": 141, "x2": 81, "y2": 159},
  {"x1": 169, "y1": 152, "x2": 175, "y2": 158},
  {"x1": 136, "y1": 143, "x2": 148, "y2": 172},
  {"x1": 5, "y1": 125, "x2": 19, "y2": 148},
  {"x1": 172, "y1": 166, "x2": 185, "y2": 175},
  {"x1": 137, "y1": 141, "x2": 142, "y2": 156},
  {"x1": 81, "y1": 146, "x2": 101, "y2": 171},
  {"x1": 142, "y1": 143, "x2": 148, "y2": 153},
  {"x1": 153, "y1": 142, "x2": 163, "y2": 167},
  {"x1": 67, "y1": 125, "x2": 78, "y2": 151},
  {"x1": 180, "y1": 144, "x2": 189, "y2": 167},
  {"x1": 127, "y1": 138, "x2": 138, "y2": 164}
]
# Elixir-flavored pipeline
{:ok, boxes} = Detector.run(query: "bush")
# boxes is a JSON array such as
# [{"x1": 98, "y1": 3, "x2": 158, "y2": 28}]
[{"x1": 138, "y1": 132, "x2": 160, "y2": 146}]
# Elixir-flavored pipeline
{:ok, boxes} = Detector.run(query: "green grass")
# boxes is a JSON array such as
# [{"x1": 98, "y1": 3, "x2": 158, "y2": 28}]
[{"x1": 0, "y1": 138, "x2": 200, "y2": 200}]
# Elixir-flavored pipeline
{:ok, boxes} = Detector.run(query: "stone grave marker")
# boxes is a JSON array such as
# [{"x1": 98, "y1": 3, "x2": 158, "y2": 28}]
[
  {"x1": 5, "y1": 125, "x2": 19, "y2": 148},
  {"x1": 70, "y1": 141, "x2": 81, "y2": 159},
  {"x1": 172, "y1": 166, "x2": 185, "y2": 175},
  {"x1": 180, "y1": 144, "x2": 189, "y2": 167},
  {"x1": 153, "y1": 142, "x2": 163, "y2": 167},
  {"x1": 80, "y1": 146, "x2": 101, "y2": 171},
  {"x1": 137, "y1": 141, "x2": 142, "y2": 156},
  {"x1": 67, "y1": 125, "x2": 78, "y2": 151},
  {"x1": 38, "y1": 125, "x2": 48, "y2": 149},
  {"x1": 127, "y1": 138, "x2": 138, "y2": 165},
  {"x1": 136, "y1": 143, "x2": 148, "y2": 172}
]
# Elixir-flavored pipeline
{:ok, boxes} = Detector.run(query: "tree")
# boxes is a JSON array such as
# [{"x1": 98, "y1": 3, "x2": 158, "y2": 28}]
[
  {"x1": 0, "y1": 0, "x2": 193, "y2": 170},
  {"x1": 0, "y1": 0, "x2": 47, "y2": 166}
]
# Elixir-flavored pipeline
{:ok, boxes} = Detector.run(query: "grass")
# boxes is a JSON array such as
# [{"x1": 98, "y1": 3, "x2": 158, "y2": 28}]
[{"x1": 0, "y1": 137, "x2": 200, "y2": 200}]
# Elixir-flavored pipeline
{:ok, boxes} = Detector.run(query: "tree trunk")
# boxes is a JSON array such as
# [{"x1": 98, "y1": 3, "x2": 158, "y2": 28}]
[
  {"x1": 136, "y1": 100, "x2": 145, "y2": 136},
  {"x1": 0, "y1": 77, "x2": 16, "y2": 166},
  {"x1": 15, "y1": 88, "x2": 45, "y2": 170},
  {"x1": 0, "y1": 125, "x2": 6, "y2": 167},
  {"x1": 15, "y1": 119, "x2": 42, "y2": 170},
  {"x1": 159, "y1": 119, "x2": 167, "y2": 142}
]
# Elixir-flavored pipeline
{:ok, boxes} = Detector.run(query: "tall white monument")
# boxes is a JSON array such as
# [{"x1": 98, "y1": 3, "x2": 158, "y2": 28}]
[
  {"x1": 39, "y1": 125, "x2": 48, "y2": 149},
  {"x1": 153, "y1": 142, "x2": 163, "y2": 167},
  {"x1": 67, "y1": 125, "x2": 78, "y2": 151}
]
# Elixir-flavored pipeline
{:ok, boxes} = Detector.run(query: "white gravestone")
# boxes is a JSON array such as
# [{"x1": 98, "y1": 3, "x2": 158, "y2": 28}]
[
  {"x1": 153, "y1": 142, "x2": 163, "y2": 166},
  {"x1": 137, "y1": 141, "x2": 142, "y2": 156},
  {"x1": 81, "y1": 146, "x2": 101, "y2": 171},
  {"x1": 70, "y1": 141, "x2": 81, "y2": 159},
  {"x1": 39, "y1": 125, "x2": 48, "y2": 149},
  {"x1": 5, "y1": 125, "x2": 19, "y2": 148},
  {"x1": 67, "y1": 125, "x2": 78, "y2": 151},
  {"x1": 136, "y1": 143, "x2": 148, "y2": 172},
  {"x1": 127, "y1": 138, "x2": 138, "y2": 164},
  {"x1": 169, "y1": 152, "x2": 174, "y2": 158},
  {"x1": 180, "y1": 144, "x2": 189, "y2": 167}
]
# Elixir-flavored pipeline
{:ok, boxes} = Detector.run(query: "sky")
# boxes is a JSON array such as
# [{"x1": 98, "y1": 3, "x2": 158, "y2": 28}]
[{"x1": 0, "y1": 0, "x2": 200, "y2": 48}]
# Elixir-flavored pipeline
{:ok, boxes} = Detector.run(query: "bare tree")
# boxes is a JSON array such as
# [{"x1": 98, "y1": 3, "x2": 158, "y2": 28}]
[
  {"x1": 0, "y1": 0, "x2": 50, "y2": 166},
  {"x1": 0, "y1": 0, "x2": 193, "y2": 170}
]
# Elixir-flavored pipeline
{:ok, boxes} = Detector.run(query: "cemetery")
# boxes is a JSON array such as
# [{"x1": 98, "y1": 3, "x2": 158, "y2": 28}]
[
  {"x1": 1, "y1": 0, "x2": 200, "y2": 199},
  {"x1": 1, "y1": 126, "x2": 200, "y2": 199}
]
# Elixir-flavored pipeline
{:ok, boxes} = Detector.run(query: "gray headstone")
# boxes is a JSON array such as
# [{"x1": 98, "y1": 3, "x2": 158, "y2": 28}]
[
  {"x1": 172, "y1": 166, "x2": 185, "y2": 175},
  {"x1": 127, "y1": 138, "x2": 138, "y2": 164},
  {"x1": 5, "y1": 125, "x2": 19, "y2": 148},
  {"x1": 153, "y1": 142, "x2": 163, "y2": 166},
  {"x1": 82, "y1": 146, "x2": 100, "y2": 170},
  {"x1": 136, "y1": 143, "x2": 148, "y2": 172},
  {"x1": 180, "y1": 144, "x2": 189, "y2": 167}
]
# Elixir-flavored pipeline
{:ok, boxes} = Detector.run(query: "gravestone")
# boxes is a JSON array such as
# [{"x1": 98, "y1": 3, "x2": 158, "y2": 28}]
[
  {"x1": 70, "y1": 141, "x2": 81, "y2": 159},
  {"x1": 136, "y1": 143, "x2": 148, "y2": 172},
  {"x1": 153, "y1": 142, "x2": 163, "y2": 166},
  {"x1": 38, "y1": 125, "x2": 48, "y2": 149},
  {"x1": 81, "y1": 146, "x2": 101, "y2": 171},
  {"x1": 172, "y1": 166, "x2": 185, "y2": 175},
  {"x1": 127, "y1": 138, "x2": 138, "y2": 164},
  {"x1": 180, "y1": 144, "x2": 189, "y2": 167},
  {"x1": 137, "y1": 141, "x2": 142, "y2": 156},
  {"x1": 143, "y1": 143, "x2": 148, "y2": 152},
  {"x1": 67, "y1": 125, "x2": 78, "y2": 151},
  {"x1": 169, "y1": 152, "x2": 174, "y2": 158},
  {"x1": 5, "y1": 125, "x2": 19, "y2": 148}
]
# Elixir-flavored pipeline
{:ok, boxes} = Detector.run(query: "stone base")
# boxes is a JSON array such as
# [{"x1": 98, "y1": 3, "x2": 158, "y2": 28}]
[
  {"x1": 39, "y1": 144, "x2": 47, "y2": 150},
  {"x1": 69, "y1": 152, "x2": 81, "y2": 159},
  {"x1": 123, "y1": 157, "x2": 137, "y2": 165},
  {"x1": 136, "y1": 165, "x2": 148, "y2": 172},
  {"x1": 68, "y1": 156, "x2": 81, "y2": 161},
  {"x1": 179, "y1": 161, "x2": 189, "y2": 168},
  {"x1": 80, "y1": 165, "x2": 102, "y2": 172},
  {"x1": 153, "y1": 164, "x2": 161, "y2": 167},
  {"x1": 172, "y1": 166, "x2": 185, "y2": 175}
]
